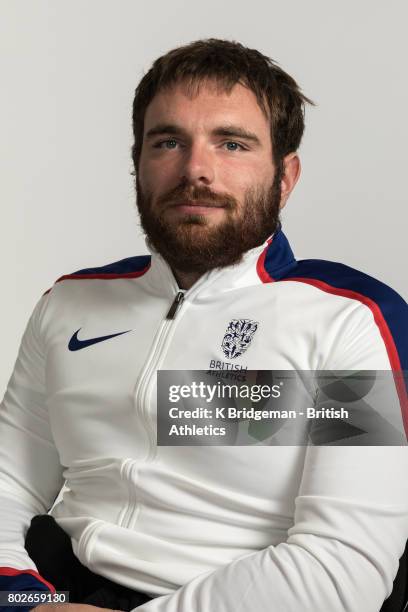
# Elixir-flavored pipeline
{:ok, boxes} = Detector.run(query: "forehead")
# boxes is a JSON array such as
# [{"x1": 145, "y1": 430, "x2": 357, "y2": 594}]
[{"x1": 143, "y1": 80, "x2": 270, "y2": 136}]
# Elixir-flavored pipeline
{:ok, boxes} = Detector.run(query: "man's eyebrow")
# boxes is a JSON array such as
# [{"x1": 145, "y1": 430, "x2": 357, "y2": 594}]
[
  {"x1": 145, "y1": 123, "x2": 186, "y2": 139},
  {"x1": 145, "y1": 123, "x2": 262, "y2": 146},
  {"x1": 212, "y1": 125, "x2": 261, "y2": 146}
]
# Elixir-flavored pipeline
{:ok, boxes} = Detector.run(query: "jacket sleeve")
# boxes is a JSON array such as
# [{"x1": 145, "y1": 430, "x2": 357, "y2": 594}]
[
  {"x1": 132, "y1": 303, "x2": 408, "y2": 612},
  {"x1": 0, "y1": 295, "x2": 64, "y2": 598}
]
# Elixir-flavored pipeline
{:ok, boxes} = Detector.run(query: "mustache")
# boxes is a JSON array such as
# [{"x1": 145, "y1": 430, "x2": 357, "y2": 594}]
[{"x1": 156, "y1": 184, "x2": 236, "y2": 209}]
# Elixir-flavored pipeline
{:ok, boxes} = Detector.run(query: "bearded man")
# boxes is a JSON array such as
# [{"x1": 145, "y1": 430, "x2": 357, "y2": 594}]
[{"x1": 0, "y1": 39, "x2": 407, "y2": 612}]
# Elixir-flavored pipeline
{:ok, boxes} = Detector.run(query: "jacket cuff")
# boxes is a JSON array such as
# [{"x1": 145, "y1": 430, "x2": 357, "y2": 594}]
[{"x1": 0, "y1": 567, "x2": 55, "y2": 612}]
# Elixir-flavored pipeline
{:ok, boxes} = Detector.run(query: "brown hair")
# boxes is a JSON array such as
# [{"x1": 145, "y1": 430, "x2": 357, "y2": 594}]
[{"x1": 131, "y1": 38, "x2": 314, "y2": 172}]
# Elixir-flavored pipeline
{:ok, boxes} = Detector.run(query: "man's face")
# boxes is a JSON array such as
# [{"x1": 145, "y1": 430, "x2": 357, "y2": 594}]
[{"x1": 136, "y1": 79, "x2": 283, "y2": 274}]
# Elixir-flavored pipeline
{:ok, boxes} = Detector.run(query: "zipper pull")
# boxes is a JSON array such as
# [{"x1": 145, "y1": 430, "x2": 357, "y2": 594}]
[{"x1": 166, "y1": 291, "x2": 185, "y2": 320}]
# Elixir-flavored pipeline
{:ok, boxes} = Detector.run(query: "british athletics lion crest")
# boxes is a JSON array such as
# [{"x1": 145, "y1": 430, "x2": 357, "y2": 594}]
[{"x1": 221, "y1": 319, "x2": 259, "y2": 359}]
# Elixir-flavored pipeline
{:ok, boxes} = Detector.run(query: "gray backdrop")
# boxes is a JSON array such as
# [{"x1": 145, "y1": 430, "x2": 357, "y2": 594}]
[{"x1": 1, "y1": 0, "x2": 407, "y2": 394}]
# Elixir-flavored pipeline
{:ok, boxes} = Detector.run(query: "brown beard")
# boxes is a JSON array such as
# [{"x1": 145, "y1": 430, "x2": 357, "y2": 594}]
[{"x1": 135, "y1": 171, "x2": 282, "y2": 274}]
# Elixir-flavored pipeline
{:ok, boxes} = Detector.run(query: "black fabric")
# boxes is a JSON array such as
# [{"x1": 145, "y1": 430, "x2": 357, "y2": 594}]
[
  {"x1": 24, "y1": 515, "x2": 151, "y2": 610},
  {"x1": 379, "y1": 539, "x2": 408, "y2": 612}
]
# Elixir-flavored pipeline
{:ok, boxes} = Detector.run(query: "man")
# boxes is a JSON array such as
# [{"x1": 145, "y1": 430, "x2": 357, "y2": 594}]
[{"x1": 0, "y1": 39, "x2": 407, "y2": 612}]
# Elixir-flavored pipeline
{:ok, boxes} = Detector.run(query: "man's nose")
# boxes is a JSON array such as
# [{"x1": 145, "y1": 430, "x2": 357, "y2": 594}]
[{"x1": 179, "y1": 143, "x2": 215, "y2": 186}]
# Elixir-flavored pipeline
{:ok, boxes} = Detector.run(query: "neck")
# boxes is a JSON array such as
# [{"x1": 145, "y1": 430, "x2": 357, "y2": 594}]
[{"x1": 172, "y1": 269, "x2": 204, "y2": 290}]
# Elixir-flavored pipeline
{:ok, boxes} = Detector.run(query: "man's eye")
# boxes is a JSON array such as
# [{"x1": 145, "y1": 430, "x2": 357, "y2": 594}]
[
  {"x1": 154, "y1": 139, "x2": 179, "y2": 149},
  {"x1": 223, "y1": 141, "x2": 246, "y2": 152}
]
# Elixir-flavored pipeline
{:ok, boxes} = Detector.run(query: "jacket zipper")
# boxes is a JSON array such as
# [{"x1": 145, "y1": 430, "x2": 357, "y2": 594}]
[
  {"x1": 133, "y1": 290, "x2": 186, "y2": 462},
  {"x1": 128, "y1": 265, "x2": 224, "y2": 526},
  {"x1": 166, "y1": 291, "x2": 185, "y2": 319}
]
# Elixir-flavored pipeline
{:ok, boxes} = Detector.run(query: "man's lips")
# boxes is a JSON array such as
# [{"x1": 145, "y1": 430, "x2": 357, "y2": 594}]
[
  {"x1": 166, "y1": 201, "x2": 227, "y2": 214},
  {"x1": 170, "y1": 200, "x2": 225, "y2": 208}
]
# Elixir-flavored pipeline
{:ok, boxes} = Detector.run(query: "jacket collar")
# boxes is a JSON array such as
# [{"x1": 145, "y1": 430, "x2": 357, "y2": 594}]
[
  {"x1": 257, "y1": 226, "x2": 298, "y2": 282},
  {"x1": 145, "y1": 226, "x2": 298, "y2": 297}
]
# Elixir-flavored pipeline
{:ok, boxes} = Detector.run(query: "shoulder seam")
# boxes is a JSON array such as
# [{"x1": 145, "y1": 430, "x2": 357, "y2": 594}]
[
  {"x1": 281, "y1": 276, "x2": 402, "y2": 369},
  {"x1": 42, "y1": 257, "x2": 151, "y2": 295}
]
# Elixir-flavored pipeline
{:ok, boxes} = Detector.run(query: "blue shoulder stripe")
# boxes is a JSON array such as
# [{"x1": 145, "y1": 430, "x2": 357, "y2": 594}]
[
  {"x1": 43, "y1": 255, "x2": 151, "y2": 295},
  {"x1": 70, "y1": 255, "x2": 151, "y2": 276},
  {"x1": 283, "y1": 259, "x2": 408, "y2": 370}
]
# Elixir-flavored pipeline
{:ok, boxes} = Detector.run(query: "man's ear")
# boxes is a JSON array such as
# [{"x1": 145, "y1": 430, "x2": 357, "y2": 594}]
[{"x1": 279, "y1": 153, "x2": 301, "y2": 210}]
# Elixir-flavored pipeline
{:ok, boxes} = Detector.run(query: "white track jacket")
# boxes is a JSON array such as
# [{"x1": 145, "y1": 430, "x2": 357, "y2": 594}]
[{"x1": 0, "y1": 229, "x2": 407, "y2": 612}]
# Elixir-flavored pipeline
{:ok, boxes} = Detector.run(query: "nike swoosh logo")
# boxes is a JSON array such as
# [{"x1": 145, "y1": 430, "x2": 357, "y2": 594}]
[{"x1": 68, "y1": 328, "x2": 131, "y2": 351}]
